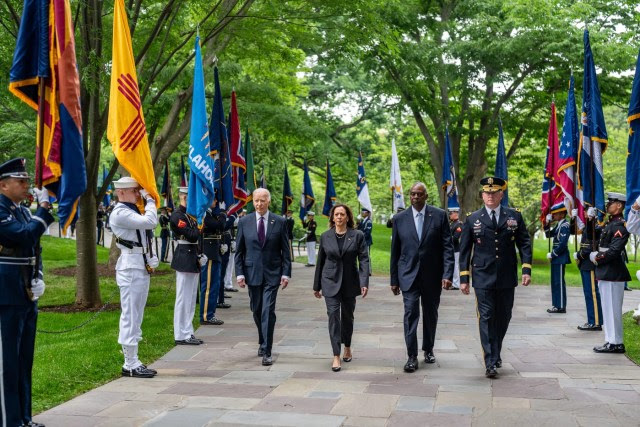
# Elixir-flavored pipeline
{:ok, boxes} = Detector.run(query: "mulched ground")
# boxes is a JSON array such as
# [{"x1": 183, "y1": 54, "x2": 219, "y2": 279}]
[{"x1": 39, "y1": 303, "x2": 121, "y2": 313}]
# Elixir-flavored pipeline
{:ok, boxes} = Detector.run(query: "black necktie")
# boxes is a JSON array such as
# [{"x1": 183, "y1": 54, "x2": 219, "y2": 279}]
[{"x1": 491, "y1": 210, "x2": 497, "y2": 228}]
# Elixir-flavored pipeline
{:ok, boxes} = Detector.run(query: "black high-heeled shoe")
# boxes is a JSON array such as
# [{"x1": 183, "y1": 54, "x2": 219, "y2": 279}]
[
  {"x1": 342, "y1": 356, "x2": 352, "y2": 362},
  {"x1": 332, "y1": 365, "x2": 341, "y2": 372}
]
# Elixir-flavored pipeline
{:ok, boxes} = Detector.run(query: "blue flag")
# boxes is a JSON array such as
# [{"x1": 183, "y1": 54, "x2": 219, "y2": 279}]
[
  {"x1": 441, "y1": 127, "x2": 459, "y2": 209},
  {"x1": 356, "y1": 151, "x2": 372, "y2": 212},
  {"x1": 626, "y1": 50, "x2": 640, "y2": 217},
  {"x1": 578, "y1": 30, "x2": 607, "y2": 222},
  {"x1": 210, "y1": 66, "x2": 234, "y2": 211},
  {"x1": 495, "y1": 118, "x2": 509, "y2": 207},
  {"x1": 101, "y1": 165, "x2": 111, "y2": 207},
  {"x1": 322, "y1": 160, "x2": 337, "y2": 216},
  {"x1": 299, "y1": 160, "x2": 315, "y2": 220},
  {"x1": 186, "y1": 37, "x2": 215, "y2": 225},
  {"x1": 281, "y1": 165, "x2": 293, "y2": 215}
]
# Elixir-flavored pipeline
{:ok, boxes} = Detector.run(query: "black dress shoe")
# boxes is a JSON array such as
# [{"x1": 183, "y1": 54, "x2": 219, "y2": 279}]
[
  {"x1": 577, "y1": 323, "x2": 602, "y2": 331},
  {"x1": 547, "y1": 307, "x2": 566, "y2": 313},
  {"x1": 217, "y1": 302, "x2": 231, "y2": 309},
  {"x1": 191, "y1": 335, "x2": 204, "y2": 344},
  {"x1": 404, "y1": 356, "x2": 418, "y2": 373},
  {"x1": 175, "y1": 337, "x2": 201, "y2": 345},
  {"x1": 22, "y1": 422, "x2": 46, "y2": 427},
  {"x1": 262, "y1": 355, "x2": 273, "y2": 366},
  {"x1": 495, "y1": 360, "x2": 502, "y2": 368},
  {"x1": 226, "y1": 288, "x2": 239, "y2": 292},
  {"x1": 224, "y1": 294, "x2": 232, "y2": 298},
  {"x1": 122, "y1": 365, "x2": 156, "y2": 378},
  {"x1": 140, "y1": 364, "x2": 157, "y2": 375},
  {"x1": 201, "y1": 317, "x2": 224, "y2": 325},
  {"x1": 424, "y1": 351, "x2": 436, "y2": 364},
  {"x1": 594, "y1": 343, "x2": 625, "y2": 353},
  {"x1": 485, "y1": 366, "x2": 497, "y2": 378}
]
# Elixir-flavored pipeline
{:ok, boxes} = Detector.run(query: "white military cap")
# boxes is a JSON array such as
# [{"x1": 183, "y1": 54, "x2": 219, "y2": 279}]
[
  {"x1": 178, "y1": 186, "x2": 188, "y2": 194},
  {"x1": 113, "y1": 177, "x2": 139, "y2": 189},
  {"x1": 307, "y1": 211, "x2": 315, "y2": 216},
  {"x1": 606, "y1": 192, "x2": 626, "y2": 203}
]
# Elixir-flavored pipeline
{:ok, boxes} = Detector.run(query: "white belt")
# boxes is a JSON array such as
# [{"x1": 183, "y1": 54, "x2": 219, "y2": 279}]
[
  {"x1": 0, "y1": 256, "x2": 36, "y2": 266},
  {"x1": 120, "y1": 247, "x2": 147, "y2": 254},
  {"x1": 177, "y1": 240, "x2": 197, "y2": 245},
  {"x1": 599, "y1": 247, "x2": 609, "y2": 252}
]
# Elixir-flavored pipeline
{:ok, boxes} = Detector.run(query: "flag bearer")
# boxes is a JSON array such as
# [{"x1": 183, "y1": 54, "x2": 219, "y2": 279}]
[{"x1": 544, "y1": 203, "x2": 570, "y2": 313}]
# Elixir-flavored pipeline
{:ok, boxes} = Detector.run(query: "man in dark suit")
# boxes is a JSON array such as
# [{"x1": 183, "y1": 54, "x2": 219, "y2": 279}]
[
  {"x1": 458, "y1": 177, "x2": 532, "y2": 378},
  {"x1": 390, "y1": 182, "x2": 455, "y2": 373},
  {"x1": 235, "y1": 188, "x2": 292, "y2": 366}
]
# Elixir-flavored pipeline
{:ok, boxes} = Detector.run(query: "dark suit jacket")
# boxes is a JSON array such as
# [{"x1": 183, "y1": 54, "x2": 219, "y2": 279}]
[
  {"x1": 313, "y1": 228, "x2": 369, "y2": 298},
  {"x1": 235, "y1": 211, "x2": 292, "y2": 286},
  {"x1": 390, "y1": 205, "x2": 454, "y2": 292}
]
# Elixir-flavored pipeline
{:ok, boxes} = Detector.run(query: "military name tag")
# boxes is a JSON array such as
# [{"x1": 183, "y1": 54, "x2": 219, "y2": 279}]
[{"x1": 473, "y1": 219, "x2": 482, "y2": 234}]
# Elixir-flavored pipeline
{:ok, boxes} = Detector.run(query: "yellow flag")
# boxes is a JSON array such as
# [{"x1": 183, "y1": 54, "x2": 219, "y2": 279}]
[{"x1": 107, "y1": 0, "x2": 159, "y2": 205}]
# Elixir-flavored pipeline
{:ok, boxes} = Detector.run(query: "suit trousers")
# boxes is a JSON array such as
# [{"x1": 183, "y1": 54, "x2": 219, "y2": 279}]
[
  {"x1": 580, "y1": 269, "x2": 602, "y2": 326},
  {"x1": 452, "y1": 252, "x2": 460, "y2": 289},
  {"x1": 174, "y1": 272, "x2": 199, "y2": 340},
  {"x1": 474, "y1": 287, "x2": 515, "y2": 368},
  {"x1": 200, "y1": 260, "x2": 221, "y2": 322},
  {"x1": 248, "y1": 283, "x2": 280, "y2": 355},
  {"x1": 116, "y1": 268, "x2": 150, "y2": 368},
  {"x1": 402, "y1": 280, "x2": 442, "y2": 357},
  {"x1": 550, "y1": 264, "x2": 567, "y2": 309},
  {"x1": 599, "y1": 280, "x2": 624, "y2": 344},
  {"x1": 324, "y1": 292, "x2": 357, "y2": 356},
  {"x1": 0, "y1": 303, "x2": 37, "y2": 426}
]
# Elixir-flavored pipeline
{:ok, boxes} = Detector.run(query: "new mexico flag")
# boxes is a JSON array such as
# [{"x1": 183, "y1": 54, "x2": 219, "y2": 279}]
[{"x1": 107, "y1": 0, "x2": 159, "y2": 204}]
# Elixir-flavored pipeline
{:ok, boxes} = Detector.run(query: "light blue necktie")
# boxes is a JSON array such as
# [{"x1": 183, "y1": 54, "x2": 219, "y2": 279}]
[{"x1": 416, "y1": 212, "x2": 423, "y2": 240}]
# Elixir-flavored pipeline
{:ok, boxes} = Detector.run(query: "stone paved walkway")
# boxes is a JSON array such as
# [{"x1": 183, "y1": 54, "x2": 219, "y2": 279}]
[{"x1": 37, "y1": 263, "x2": 640, "y2": 426}]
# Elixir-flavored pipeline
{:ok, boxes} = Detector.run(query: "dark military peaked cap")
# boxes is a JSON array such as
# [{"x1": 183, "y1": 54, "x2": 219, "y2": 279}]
[
  {"x1": 0, "y1": 157, "x2": 29, "y2": 180},
  {"x1": 480, "y1": 176, "x2": 506, "y2": 193}
]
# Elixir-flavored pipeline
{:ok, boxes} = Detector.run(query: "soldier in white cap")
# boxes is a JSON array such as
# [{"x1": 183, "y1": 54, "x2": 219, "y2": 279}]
[
  {"x1": 170, "y1": 186, "x2": 207, "y2": 345},
  {"x1": 587, "y1": 192, "x2": 630, "y2": 353},
  {"x1": 109, "y1": 176, "x2": 159, "y2": 378}
]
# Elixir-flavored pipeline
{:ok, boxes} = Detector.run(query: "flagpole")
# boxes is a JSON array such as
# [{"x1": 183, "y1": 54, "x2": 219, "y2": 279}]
[
  {"x1": 36, "y1": 79, "x2": 45, "y2": 189},
  {"x1": 589, "y1": 137, "x2": 596, "y2": 250}
]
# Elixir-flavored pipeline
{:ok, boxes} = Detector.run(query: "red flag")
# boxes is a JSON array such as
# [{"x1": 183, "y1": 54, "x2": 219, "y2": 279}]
[
  {"x1": 541, "y1": 102, "x2": 563, "y2": 223},
  {"x1": 228, "y1": 91, "x2": 248, "y2": 215}
]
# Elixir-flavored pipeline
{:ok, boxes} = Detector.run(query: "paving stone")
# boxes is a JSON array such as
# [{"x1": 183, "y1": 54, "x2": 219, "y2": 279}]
[
  {"x1": 474, "y1": 408, "x2": 579, "y2": 426},
  {"x1": 160, "y1": 382, "x2": 274, "y2": 398},
  {"x1": 395, "y1": 396, "x2": 435, "y2": 412},
  {"x1": 491, "y1": 397, "x2": 530, "y2": 408},
  {"x1": 314, "y1": 380, "x2": 369, "y2": 393},
  {"x1": 217, "y1": 370, "x2": 291, "y2": 386},
  {"x1": 95, "y1": 400, "x2": 175, "y2": 419},
  {"x1": 492, "y1": 377, "x2": 565, "y2": 400},
  {"x1": 436, "y1": 391, "x2": 491, "y2": 409},
  {"x1": 307, "y1": 391, "x2": 342, "y2": 399},
  {"x1": 365, "y1": 381, "x2": 438, "y2": 397},
  {"x1": 213, "y1": 410, "x2": 345, "y2": 426},
  {"x1": 144, "y1": 408, "x2": 225, "y2": 426},
  {"x1": 387, "y1": 411, "x2": 472, "y2": 426},
  {"x1": 342, "y1": 416, "x2": 387, "y2": 426},
  {"x1": 184, "y1": 396, "x2": 261, "y2": 410},
  {"x1": 251, "y1": 396, "x2": 338, "y2": 414},
  {"x1": 331, "y1": 393, "x2": 399, "y2": 418},
  {"x1": 46, "y1": 391, "x2": 134, "y2": 416}
]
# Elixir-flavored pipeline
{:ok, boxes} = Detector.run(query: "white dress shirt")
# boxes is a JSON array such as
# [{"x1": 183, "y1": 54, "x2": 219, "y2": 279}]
[
  {"x1": 255, "y1": 211, "x2": 269, "y2": 236},
  {"x1": 485, "y1": 206, "x2": 500, "y2": 224}
]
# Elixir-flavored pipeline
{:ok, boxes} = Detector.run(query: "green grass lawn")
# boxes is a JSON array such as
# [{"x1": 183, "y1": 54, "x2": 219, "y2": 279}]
[
  {"x1": 623, "y1": 311, "x2": 640, "y2": 366},
  {"x1": 34, "y1": 236, "x2": 178, "y2": 413}
]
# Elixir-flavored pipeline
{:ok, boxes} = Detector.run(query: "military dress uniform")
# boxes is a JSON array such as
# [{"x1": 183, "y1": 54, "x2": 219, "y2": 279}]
[
  {"x1": 0, "y1": 158, "x2": 54, "y2": 427},
  {"x1": 545, "y1": 207, "x2": 571, "y2": 312},
  {"x1": 218, "y1": 211, "x2": 236, "y2": 308},
  {"x1": 589, "y1": 193, "x2": 631, "y2": 353},
  {"x1": 576, "y1": 216, "x2": 603, "y2": 330},
  {"x1": 170, "y1": 198, "x2": 204, "y2": 345},
  {"x1": 459, "y1": 177, "x2": 532, "y2": 376},
  {"x1": 200, "y1": 208, "x2": 224, "y2": 325},
  {"x1": 109, "y1": 177, "x2": 159, "y2": 378},
  {"x1": 303, "y1": 213, "x2": 317, "y2": 266},
  {"x1": 449, "y1": 209, "x2": 463, "y2": 289},
  {"x1": 159, "y1": 210, "x2": 171, "y2": 262},
  {"x1": 285, "y1": 213, "x2": 295, "y2": 259},
  {"x1": 357, "y1": 209, "x2": 373, "y2": 275}
]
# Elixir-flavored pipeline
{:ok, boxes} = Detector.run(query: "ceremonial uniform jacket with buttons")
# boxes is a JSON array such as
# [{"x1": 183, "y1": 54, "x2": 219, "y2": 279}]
[
  {"x1": 170, "y1": 205, "x2": 201, "y2": 273},
  {"x1": 592, "y1": 215, "x2": 631, "y2": 282},
  {"x1": 159, "y1": 213, "x2": 170, "y2": 238},
  {"x1": 545, "y1": 218, "x2": 571, "y2": 265},
  {"x1": 459, "y1": 206, "x2": 532, "y2": 289},
  {"x1": 357, "y1": 217, "x2": 373, "y2": 247},
  {"x1": 201, "y1": 209, "x2": 224, "y2": 263},
  {"x1": 110, "y1": 200, "x2": 157, "y2": 272},
  {"x1": 303, "y1": 219, "x2": 317, "y2": 242},
  {"x1": 576, "y1": 220, "x2": 601, "y2": 271},
  {"x1": 450, "y1": 220, "x2": 464, "y2": 253},
  {"x1": 0, "y1": 194, "x2": 54, "y2": 305},
  {"x1": 223, "y1": 213, "x2": 236, "y2": 246}
]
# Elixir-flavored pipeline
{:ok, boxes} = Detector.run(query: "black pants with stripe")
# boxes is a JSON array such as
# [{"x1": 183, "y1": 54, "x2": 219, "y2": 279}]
[{"x1": 474, "y1": 287, "x2": 514, "y2": 368}]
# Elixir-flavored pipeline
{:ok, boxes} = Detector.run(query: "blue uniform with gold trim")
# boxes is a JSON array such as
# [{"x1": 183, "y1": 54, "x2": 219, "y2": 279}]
[
  {"x1": 547, "y1": 218, "x2": 570, "y2": 310},
  {"x1": 0, "y1": 194, "x2": 54, "y2": 426}
]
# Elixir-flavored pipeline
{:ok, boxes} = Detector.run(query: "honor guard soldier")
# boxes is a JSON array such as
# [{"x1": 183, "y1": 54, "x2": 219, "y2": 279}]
[
  {"x1": 0, "y1": 158, "x2": 53, "y2": 427},
  {"x1": 448, "y1": 207, "x2": 463, "y2": 289},
  {"x1": 544, "y1": 202, "x2": 571, "y2": 313},
  {"x1": 159, "y1": 207, "x2": 171, "y2": 262},
  {"x1": 458, "y1": 177, "x2": 532, "y2": 378},
  {"x1": 218, "y1": 207, "x2": 235, "y2": 309},
  {"x1": 199, "y1": 200, "x2": 225, "y2": 325},
  {"x1": 285, "y1": 209, "x2": 295, "y2": 260},
  {"x1": 357, "y1": 208, "x2": 373, "y2": 275},
  {"x1": 110, "y1": 177, "x2": 159, "y2": 378},
  {"x1": 302, "y1": 211, "x2": 317, "y2": 266},
  {"x1": 574, "y1": 206, "x2": 603, "y2": 330},
  {"x1": 171, "y1": 187, "x2": 207, "y2": 345},
  {"x1": 588, "y1": 193, "x2": 630, "y2": 353}
]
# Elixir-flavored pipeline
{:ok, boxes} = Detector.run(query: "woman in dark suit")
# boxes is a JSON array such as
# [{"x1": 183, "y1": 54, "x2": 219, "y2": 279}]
[{"x1": 313, "y1": 204, "x2": 370, "y2": 371}]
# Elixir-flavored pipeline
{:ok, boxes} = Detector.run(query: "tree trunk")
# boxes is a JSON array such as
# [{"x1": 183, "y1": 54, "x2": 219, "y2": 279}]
[{"x1": 74, "y1": 191, "x2": 101, "y2": 307}]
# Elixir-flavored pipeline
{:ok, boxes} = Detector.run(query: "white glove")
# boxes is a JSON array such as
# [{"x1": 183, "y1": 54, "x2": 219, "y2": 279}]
[
  {"x1": 636, "y1": 270, "x2": 640, "y2": 282},
  {"x1": 140, "y1": 189, "x2": 154, "y2": 202},
  {"x1": 33, "y1": 187, "x2": 49, "y2": 204},
  {"x1": 589, "y1": 251, "x2": 598, "y2": 264},
  {"x1": 545, "y1": 214, "x2": 552, "y2": 223},
  {"x1": 573, "y1": 252, "x2": 579, "y2": 261},
  {"x1": 571, "y1": 208, "x2": 578, "y2": 218},
  {"x1": 30, "y1": 279, "x2": 45, "y2": 300},
  {"x1": 198, "y1": 254, "x2": 208, "y2": 266},
  {"x1": 231, "y1": 241, "x2": 236, "y2": 252},
  {"x1": 220, "y1": 243, "x2": 229, "y2": 255},
  {"x1": 546, "y1": 252, "x2": 553, "y2": 260},
  {"x1": 587, "y1": 207, "x2": 596, "y2": 219},
  {"x1": 148, "y1": 255, "x2": 159, "y2": 269}
]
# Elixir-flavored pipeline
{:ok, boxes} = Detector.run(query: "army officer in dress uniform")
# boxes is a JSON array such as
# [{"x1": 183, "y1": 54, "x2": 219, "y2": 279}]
[
  {"x1": 458, "y1": 177, "x2": 532, "y2": 378},
  {"x1": 171, "y1": 187, "x2": 207, "y2": 345},
  {"x1": 199, "y1": 200, "x2": 225, "y2": 326},
  {"x1": 110, "y1": 177, "x2": 159, "y2": 378},
  {"x1": 588, "y1": 192, "x2": 631, "y2": 354},
  {"x1": 0, "y1": 158, "x2": 54, "y2": 427}
]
